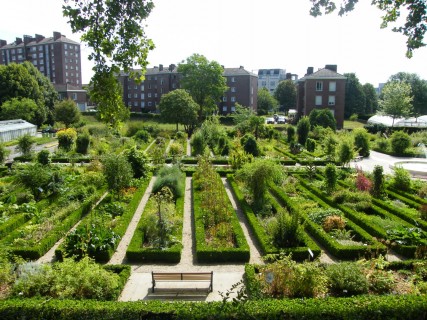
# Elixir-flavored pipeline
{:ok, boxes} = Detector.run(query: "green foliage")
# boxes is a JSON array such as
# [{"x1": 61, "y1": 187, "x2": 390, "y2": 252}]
[
  {"x1": 0, "y1": 143, "x2": 10, "y2": 164},
  {"x1": 270, "y1": 210, "x2": 303, "y2": 248},
  {"x1": 0, "y1": 98, "x2": 42, "y2": 125},
  {"x1": 344, "y1": 73, "x2": 366, "y2": 118},
  {"x1": 37, "y1": 150, "x2": 51, "y2": 165},
  {"x1": 241, "y1": 134, "x2": 260, "y2": 157},
  {"x1": 389, "y1": 72, "x2": 427, "y2": 116},
  {"x1": 134, "y1": 129, "x2": 151, "y2": 142},
  {"x1": 54, "y1": 99, "x2": 81, "y2": 128},
  {"x1": 326, "y1": 262, "x2": 369, "y2": 296},
  {"x1": 15, "y1": 134, "x2": 35, "y2": 157},
  {"x1": 324, "y1": 163, "x2": 337, "y2": 194},
  {"x1": 14, "y1": 163, "x2": 53, "y2": 199},
  {"x1": 257, "y1": 87, "x2": 278, "y2": 115},
  {"x1": 392, "y1": 166, "x2": 412, "y2": 191},
  {"x1": 12, "y1": 257, "x2": 121, "y2": 300},
  {"x1": 353, "y1": 128, "x2": 370, "y2": 157},
  {"x1": 191, "y1": 129, "x2": 207, "y2": 156},
  {"x1": 274, "y1": 79, "x2": 296, "y2": 110},
  {"x1": 236, "y1": 159, "x2": 283, "y2": 211},
  {"x1": 57, "y1": 128, "x2": 77, "y2": 151},
  {"x1": 102, "y1": 153, "x2": 133, "y2": 197},
  {"x1": 323, "y1": 132, "x2": 338, "y2": 160},
  {"x1": 286, "y1": 125, "x2": 296, "y2": 143},
  {"x1": 178, "y1": 54, "x2": 228, "y2": 120},
  {"x1": 124, "y1": 146, "x2": 149, "y2": 179},
  {"x1": 75, "y1": 131, "x2": 90, "y2": 154},
  {"x1": 296, "y1": 116, "x2": 310, "y2": 145},
  {"x1": 152, "y1": 165, "x2": 184, "y2": 200},
  {"x1": 379, "y1": 81, "x2": 413, "y2": 126},
  {"x1": 390, "y1": 130, "x2": 411, "y2": 155},
  {"x1": 309, "y1": 109, "x2": 336, "y2": 130},
  {"x1": 308, "y1": 207, "x2": 343, "y2": 225},
  {"x1": 363, "y1": 83, "x2": 379, "y2": 114},
  {"x1": 306, "y1": 138, "x2": 316, "y2": 152},
  {"x1": 337, "y1": 136, "x2": 355, "y2": 166}
]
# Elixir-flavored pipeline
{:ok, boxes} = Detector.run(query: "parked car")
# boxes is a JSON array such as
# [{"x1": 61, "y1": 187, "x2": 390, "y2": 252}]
[
  {"x1": 277, "y1": 116, "x2": 286, "y2": 124},
  {"x1": 266, "y1": 117, "x2": 275, "y2": 124}
]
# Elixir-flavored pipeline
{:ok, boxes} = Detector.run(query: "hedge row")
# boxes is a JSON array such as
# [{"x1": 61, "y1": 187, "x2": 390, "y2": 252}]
[
  {"x1": 0, "y1": 213, "x2": 31, "y2": 240},
  {"x1": 192, "y1": 175, "x2": 250, "y2": 263},
  {"x1": 126, "y1": 176, "x2": 184, "y2": 263},
  {"x1": 227, "y1": 175, "x2": 320, "y2": 260},
  {"x1": 273, "y1": 146, "x2": 338, "y2": 166},
  {"x1": 2, "y1": 190, "x2": 105, "y2": 260},
  {"x1": 388, "y1": 186, "x2": 427, "y2": 206},
  {"x1": 1, "y1": 294, "x2": 426, "y2": 319},
  {"x1": 269, "y1": 183, "x2": 386, "y2": 260},
  {"x1": 13, "y1": 156, "x2": 92, "y2": 163},
  {"x1": 298, "y1": 177, "x2": 419, "y2": 258}
]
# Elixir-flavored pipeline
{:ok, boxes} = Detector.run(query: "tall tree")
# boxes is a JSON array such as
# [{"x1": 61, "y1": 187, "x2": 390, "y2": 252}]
[
  {"x1": 388, "y1": 72, "x2": 427, "y2": 116},
  {"x1": 379, "y1": 81, "x2": 413, "y2": 127},
  {"x1": 274, "y1": 80, "x2": 297, "y2": 111},
  {"x1": 158, "y1": 89, "x2": 198, "y2": 135},
  {"x1": 63, "y1": 0, "x2": 155, "y2": 129},
  {"x1": 344, "y1": 73, "x2": 366, "y2": 118},
  {"x1": 362, "y1": 83, "x2": 379, "y2": 115},
  {"x1": 54, "y1": 99, "x2": 81, "y2": 128},
  {"x1": 177, "y1": 54, "x2": 228, "y2": 121},
  {"x1": 257, "y1": 87, "x2": 278, "y2": 115},
  {"x1": 309, "y1": 0, "x2": 427, "y2": 57},
  {"x1": 0, "y1": 98, "x2": 40, "y2": 125}
]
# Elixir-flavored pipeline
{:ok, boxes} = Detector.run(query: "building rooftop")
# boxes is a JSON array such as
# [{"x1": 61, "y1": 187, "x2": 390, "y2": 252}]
[
  {"x1": 0, "y1": 119, "x2": 36, "y2": 133},
  {"x1": 224, "y1": 67, "x2": 257, "y2": 77},
  {"x1": 299, "y1": 67, "x2": 346, "y2": 81}
]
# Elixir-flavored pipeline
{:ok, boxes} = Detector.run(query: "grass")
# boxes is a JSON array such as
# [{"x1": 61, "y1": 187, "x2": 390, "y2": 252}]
[{"x1": 343, "y1": 120, "x2": 365, "y2": 130}]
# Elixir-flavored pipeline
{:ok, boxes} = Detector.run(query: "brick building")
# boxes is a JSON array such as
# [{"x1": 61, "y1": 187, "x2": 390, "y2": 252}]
[
  {"x1": 118, "y1": 65, "x2": 258, "y2": 114},
  {"x1": 296, "y1": 65, "x2": 346, "y2": 129}
]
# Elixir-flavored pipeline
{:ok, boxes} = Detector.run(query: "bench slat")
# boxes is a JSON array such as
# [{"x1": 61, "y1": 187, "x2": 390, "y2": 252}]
[{"x1": 152, "y1": 271, "x2": 213, "y2": 292}]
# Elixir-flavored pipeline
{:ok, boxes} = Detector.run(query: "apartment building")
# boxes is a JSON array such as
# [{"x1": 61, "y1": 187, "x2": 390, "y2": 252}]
[
  {"x1": 296, "y1": 65, "x2": 346, "y2": 129},
  {"x1": 118, "y1": 65, "x2": 258, "y2": 114},
  {"x1": 258, "y1": 68, "x2": 287, "y2": 94}
]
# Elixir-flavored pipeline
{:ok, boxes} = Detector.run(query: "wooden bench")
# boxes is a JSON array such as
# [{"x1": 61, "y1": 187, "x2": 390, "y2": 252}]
[{"x1": 151, "y1": 271, "x2": 213, "y2": 293}]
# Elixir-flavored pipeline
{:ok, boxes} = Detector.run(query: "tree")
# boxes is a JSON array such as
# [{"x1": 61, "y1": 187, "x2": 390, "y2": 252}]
[
  {"x1": 344, "y1": 73, "x2": 366, "y2": 118},
  {"x1": 257, "y1": 87, "x2": 278, "y2": 115},
  {"x1": 0, "y1": 143, "x2": 10, "y2": 165},
  {"x1": 0, "y1": 98, "x2": 40, "y2": 124},
  {"x1": 102, "y1": 153, "x2": 133, "y2": 198},
  {"x1": 309, "y1": 0, "x2": 427, "y2": 58},
  {"x1": 16, "y1": 134, "x2": 35, "y2": 158},
  {"x1": 158, "y1": 89, "x2": 198, "y2": 135},
  {"x1": 379, "y1": 81, "x2": 413, "y2": 127},
  {"x1": 274, "y1": 80, "x2": 296, "y2": 111},
  {"x1": 362, "y1": 83, "x2": 379, "y2": 114},
  {"x1": 337, "y1": 137, "x2": 355, "y2": 167},
  {"x1": 309, "y1": 109, "x2": 336, "y2": 131},
  {"x1": 297, "y1": 116, "x2": 310, "y2": 145},
  {"x1": 177, "y1": 54, "x2": 228, "y2": 121},
  {"x1": 54, "y1": 99, "x2": 81, "y2": 128},
  {"x1": 63, "y1": 0, "x2": 155, "y2": 130},
  {"x1": 388, "y1": 72, "x2": 427, "y2": 116}
]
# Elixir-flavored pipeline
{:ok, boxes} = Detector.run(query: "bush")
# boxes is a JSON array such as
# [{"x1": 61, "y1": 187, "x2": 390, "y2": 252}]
[
  {"x1": 392, "y1": 166, "x2": 412, "y2": 192},
  {"x1": 124, "y1": 147, "x2": 150, "y2": 179},
  {"x1": 309, "y1": 109, "x2": 336, "y2": 131},
  {"x1": 306, "y1": 138, "x2": 316, "y2": 152},
  {"x1": 152, "y1": 165, "x2": 184, "y2": 200},
  {"x1": 324, "y1": 163, "x2": 337, "y2": 194},
  {"x1": 323, "y1": 215, "x2": 346, "y2": 232},
  {"x1": 271, "y1": 210, "x2": 303, "y2": 248},
  {"x1": 75, "y1": 132, "x2": 90, "y2": 154},
  {"x1": 372, "y1": 165, "x2": 385, "y2": 198},
  {"x1": 390, "y1": 131, "x2": 411, "y2": 155},
  {"x1": 286, "y1": 125, "x2": 296, "y2": 143},
  {"x1": 326, "y1": 262, "x2": 369, "y2": 296},
  {"x1": 134, "y1": 129, "x2": 150, "y2": 142},
  {"x1": 353, "y1": 128, "x2": 370, "y2": 157},
  {"x1": 375, "y1": 138, "x2": 390, "y2": 152},
  {"x1": 297, "y1": 116, "x2": 310, "y2": 145},
  {"x1": 57, "y1": 128, "x2": 77, "y2": 152},
  {"x1": 37, "y1": 150, "x2": 51, "y2": 165},
  {"x1": 191, "y1": 130, "x2": 207, "y2": 156},
  {"x1": 241, "y1": 134, "x2": 260, "y2": 157},
  {"x1": 16, "y1": 134, "x2": 35, "y2": 157}
]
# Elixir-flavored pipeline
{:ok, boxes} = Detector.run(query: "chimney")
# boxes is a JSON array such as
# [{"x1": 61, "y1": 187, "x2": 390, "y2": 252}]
[
  {"x1": 286, "y1": 73, "x2": 292, "y2": 80},
  {"x1": 239, "y1": 66, "x2": 244, "y2": 69},
  {"x1": 53, "y1": 31, "x2": 61, "y2": 41},
  {"x1": 307, "y1": 67, "x2": 314, "y2": 75},
  {"x1": 325, "y1": 64, "x2": 337, "y2": 72},
  {"x1": 0, "y1": 40, "x2": 6, "y2": 48},
  {"x1": 159, "y1": 64, "x2": 163, "y2": 71},
  {"x1": 168, "y1": 64, "x2": 176, "y2": 71},
  {"x1": 35, "y1": 34, "x2": 45, "y2": 43},
  {"x1": 15, "y1": 37, "x2": 22, "y2": 45},
  {"x1": 24, "y1": 35, "x2": 33, "y2": 45}
]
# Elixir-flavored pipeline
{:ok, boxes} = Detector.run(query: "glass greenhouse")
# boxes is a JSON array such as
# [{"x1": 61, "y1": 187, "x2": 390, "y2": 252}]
[{"x1": 0, "y1": 119, "x2": 37, "y2": 143}]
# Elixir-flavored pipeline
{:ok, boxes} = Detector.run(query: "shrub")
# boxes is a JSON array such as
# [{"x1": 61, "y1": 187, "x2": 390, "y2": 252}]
[
  {"x1": 241, "y1": 134, "x2": 260, "y2": 157},
  {"x1": 356, "y1": 170, "x2": 372, "y2": 192},
  {"x1": 372, "y1": 165, "x2": 385, "y2": 198},
  {"x1": 76, "y1": 132, "x2": 90, "y2": 154},
  {"x1": 191, "y1": 130, "x2": 207, "y2": 156},
  {"x1": 392, "y1": 166, "x2": 412, "y2": 192},
  {"x1": 326, "y1": 262, "x2": 369, "y2": 296},
  {"x1": 390, "y1": 131, "x2": 411, "y2": 155},
  {"x1": 306, "y1": 138, "x2": 316, "y2": 152},
  {"x1": 124, "y1": 147, "x2": 149, "y2": 179},
  {"x1": 286, "y1": 125, "x2": 296, "y2": 143},
  {"x1": 323, "y1": 215, "x2": 346, "y2": 232},
  {"x1": 16, "y1": 134, "x2": 35, "y2": 157},
  {"x1": 152, "y1": 165, "x2": 184, "y2": 200},
  {"x1": 37, "y1": 150, "x2": 51, "y2": 165},
  {"x1": 376, "y1": 138, "x2": 390, "y2": 152},
  {"x1": 134, "y1": 129, "x2": 150, "y2": 142},
  {"x1": 57, "y1": 128, "x2": 77, "y2": 151},
  {"x1": 297, "y1": 116, "x2": 310, "y2": 145},
  {"x1": 324, "y1": 163, "x2": 337, "y2": 194},
  {"x1": 126, "y1": 121, "x2": 146, "y2": 137},
  {"x1": 309, "y1": 109, "x2": 336, "y2": 131},
  {"x1": 0, "y1": 143, "x2": 10, "y2": 164},
  {"x1": 353, "y1": 128, "x2": 370, "y2": 157},
  {"x1": 308, "y1": 208, "x2": 343, "y2": 225},
  {"x1": 174, "y1": 131, "x2": 187, "y2": 140},
  {"x1": 271, "y1": 210, "x2": 303, "y2": 248}
]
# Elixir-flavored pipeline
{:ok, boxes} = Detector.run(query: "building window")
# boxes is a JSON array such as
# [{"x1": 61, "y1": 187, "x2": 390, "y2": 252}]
[
  {"x1": 17, "y1": 48, "x2": 22, "y2": 53},
  {"x1": 329, "y1": 81, "x2": 336, "y2": 92},
  {"x1": 154, "y1": 93, "x2": 158, "y2": 98},
  {"x1": 148, "y1": 102, "x2": 152, "y2": 107},
  {"x1": 141, "y1": 101, "x2": 145, "y2": 108},
  {"x1": 39, "y1": 66, "x2": 44, "y2": 72},
  {"x1": 134, "y1": 93, "x2": 138, "y2": 98},
  {"x1": 231, "y1": 106, "x2": 236, "y2": 112},
  {"x1": 38, "y1": 46, "x2": 42, "y2": 51},
  {"x1": 39, "y1": 52, "x2": 43, "y2": 58},
  {"x1": 160, "y1": 79, "x2": 164, "y2": 85},
  {"x1": 222, "y1": 106, "x2": 227, "y2": 112},
  {"x1": 328, "y1": 95, "x2": 335, "y2": 106},
  {"x1": 315, "y1": 95, "x2": 322, "y2": 106},
  {"x1": 134, "y1": 101, "x2": 138, "y2": 106},
  {"x1": 231, "y1": 97, "x2": 236, "y2": 102},
  {"x1": 128, "y1": 94, "x2": 131, "y2": 98},
  {"x1": 316, "y1": 81, "x2": 323, "y2": 91},
  {"x1": 148, "y1": 84, "x2": 152, "y2": 89},
  {"x1": 140, "y1": 85, "x2": 144, "y2": 90},
  {"x1": 270, "y1": 81, "x2": 276, "y2": 87},
  {"x1": 223, "y1": 96, "x2": 227, "y2": 102},
  {"x1": 72, "y1": 93, "x2": 77, "y2": 100},
  {"x1": 141, "y1": 93, "x2": 145, "y2": 99},
  {"x1": 261, "y1": 81, "x2": 267, "y2": 86},
  {"x1": 231, "y1": 77, "x2": 236, "y2": 82},
  {"x1": 39, "y1": 60, "x2": 44, "y2": 65},
  {"x1": 231, "y1": 87, "x2": 236, "y2": 92},
  {"x1": 64, "y1": 44, "x2": 68, "y2": 49},
  {"x1": 66, "y1": 72, "x2": 69, "y2": 77},
  {"x1": 65, "y1": 51, "x2": 68, "y2": 56},
  {"x1": 148, "y1": 93, "x2": 152, "y2": 98},
  {"x1": 134, "y1": 85, "x2": 138, "y2": 89}
]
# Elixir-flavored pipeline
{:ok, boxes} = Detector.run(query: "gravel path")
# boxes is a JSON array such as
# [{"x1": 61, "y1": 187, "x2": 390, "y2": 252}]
[
  {"x1": 108, "y1": 177, "x2": 156, "y2": 265},
  {"x1": 186, "y1": 139, "x2": 191, "y2": 156}
]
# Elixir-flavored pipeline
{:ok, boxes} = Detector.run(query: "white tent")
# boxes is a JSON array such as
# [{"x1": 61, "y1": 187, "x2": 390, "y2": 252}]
[
  {"x1": 367, "y1": 115, "x2": 427, "y2": 128},
  {"x1": 0, "y1": 119, "x2": 37, "y2": 143}
]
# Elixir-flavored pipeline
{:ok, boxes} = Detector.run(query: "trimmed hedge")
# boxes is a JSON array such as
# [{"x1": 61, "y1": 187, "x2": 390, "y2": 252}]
[
  {"x1": 2, "y1": 190, "x2": 104, "y2": 260},
  {"x1": 269, "y1": 183, "x2": 386, "y2": 260},
  {"x1": 126, "y1": 176, "x2": 184, "y2": 263},
  {"x1": 227, "y1": 175, "x2": 321, "y2": 261},
  {"x1": 1, "y1": 295, "x2": 427, "y2": 319},
  {"x1": 193, "y1": 175, "x2": 250, "y2": 263},
  {"x1": 13, "y1": 156, "x2": 92, "y2": 163},
  {"x1": 0, "y1": 213, "x2": 31, "y2": 240}
]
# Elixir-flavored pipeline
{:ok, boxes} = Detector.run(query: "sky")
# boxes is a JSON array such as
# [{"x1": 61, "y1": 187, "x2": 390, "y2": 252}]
[{"x1": 1, "y1": 0, "x2": 426, "y2": 86}]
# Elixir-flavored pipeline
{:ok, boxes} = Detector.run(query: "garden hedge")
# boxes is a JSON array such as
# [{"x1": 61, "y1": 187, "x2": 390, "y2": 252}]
[
  {"x1": 388, "y1": 186, "x2": 427, "y2": 206},
  {"x1": 192, "y1": 175, "x2": 250, "y2": 263},
  {"x1": 1, "y1": 295, "x2": 426, "y2": 319},
  {"x1": 126, "y1": 176, "x2": 184, "y2": 264},
  {"x1": 227, "y1": 175, "x2": 321, "y2": 261}
]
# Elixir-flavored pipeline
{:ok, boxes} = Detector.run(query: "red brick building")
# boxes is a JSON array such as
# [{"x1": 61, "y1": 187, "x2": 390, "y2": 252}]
[{"x1": 296, "y1": 65, "x2": 346, "y2": 129}]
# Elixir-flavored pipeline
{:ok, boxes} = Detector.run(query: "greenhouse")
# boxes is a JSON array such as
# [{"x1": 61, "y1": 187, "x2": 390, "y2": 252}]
[
  {"x1": 367, "y1": 115, "x2": 427, "y2": 128},
  {"x1": 0, "y1": 119, "x2": 37, "y2": 142}
]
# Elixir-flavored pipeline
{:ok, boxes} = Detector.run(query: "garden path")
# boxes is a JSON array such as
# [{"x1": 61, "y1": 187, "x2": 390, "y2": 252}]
[
  {"x1": 37, "y1": 191, "x2": 109, "y2": 264},
  {"x1": 186, "y1": 139, "x2": 191, "y2": 156},
  {"x1": 144, "y1": 139, "x2": 156, "y2": 153},
  {"x1": 108, "y1": 177, "x2": 157, "y2": 265},
  {"x1": 165, "y1": 139, "x2": 174, "y2": 155}
]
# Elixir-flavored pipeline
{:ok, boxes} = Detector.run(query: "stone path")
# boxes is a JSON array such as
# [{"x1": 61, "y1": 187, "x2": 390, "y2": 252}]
[{"x1": 186, "y1": 139, "x2": 191, "y2": 156}]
